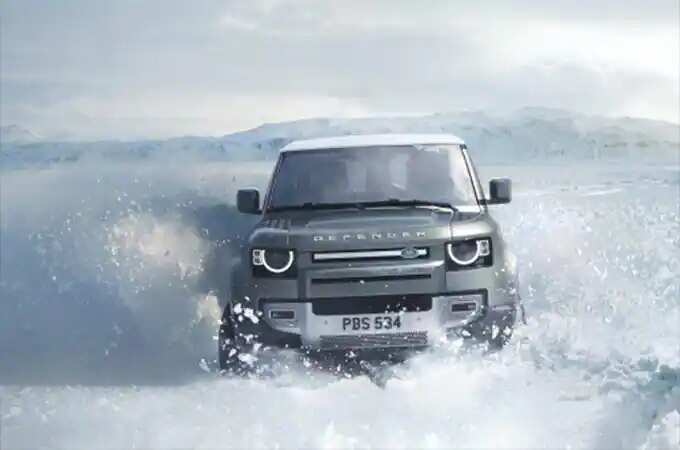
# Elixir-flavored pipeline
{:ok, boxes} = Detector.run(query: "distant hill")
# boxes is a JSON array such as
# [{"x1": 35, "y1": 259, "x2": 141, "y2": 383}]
[
  {"x1": 1, "y1": 124, "x2": 41, "y2": 144},
  {"x1": 2, "y1": 108, "x2": 678, "y2": 169}
]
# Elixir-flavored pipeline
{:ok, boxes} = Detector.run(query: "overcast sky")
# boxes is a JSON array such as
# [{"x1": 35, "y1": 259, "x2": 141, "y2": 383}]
[{"x1": 2, "y1": 0, "x2": 678, "y2": 140}]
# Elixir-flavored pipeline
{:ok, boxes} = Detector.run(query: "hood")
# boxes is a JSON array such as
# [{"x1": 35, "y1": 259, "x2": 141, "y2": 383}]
[{"x1": 250, "y1": 208, "x2": 458, "y2": 251}]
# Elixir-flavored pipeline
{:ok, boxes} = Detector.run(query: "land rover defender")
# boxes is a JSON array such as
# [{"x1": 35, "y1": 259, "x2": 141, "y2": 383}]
[{"x1": 219, "y1": 134, "x2": 520, "y2": 371}]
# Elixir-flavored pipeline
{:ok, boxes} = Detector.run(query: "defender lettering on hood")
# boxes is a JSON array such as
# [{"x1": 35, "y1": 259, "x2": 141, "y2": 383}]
[{"x1": 313, "y1": 231, "x2": 427, "y2": 242}]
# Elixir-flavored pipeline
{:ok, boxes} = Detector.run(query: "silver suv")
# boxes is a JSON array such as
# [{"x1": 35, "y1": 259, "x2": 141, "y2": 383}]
[{"x1": 219, "y1": 134, "x2": 520, "y2": 371}]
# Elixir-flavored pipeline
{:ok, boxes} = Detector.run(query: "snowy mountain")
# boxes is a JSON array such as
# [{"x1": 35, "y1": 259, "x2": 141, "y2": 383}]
[
  {"x1": 225, "y1": 108, "x2": 679, "y2": 163},
  {"x1": 1, "y1": 108, "x2": 678, "y2": 169},
  {"x1": 0, "y1": 124, "x2": 41, "y2": 143}
]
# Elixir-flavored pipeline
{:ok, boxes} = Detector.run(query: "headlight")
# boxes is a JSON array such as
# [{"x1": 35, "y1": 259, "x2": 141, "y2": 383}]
[
  {"x1": 446, "y1": 238, "x2": 492, "y2": 270},
  {"x1": 252, "y1": 248, "x2": 296, "y2": 277}
]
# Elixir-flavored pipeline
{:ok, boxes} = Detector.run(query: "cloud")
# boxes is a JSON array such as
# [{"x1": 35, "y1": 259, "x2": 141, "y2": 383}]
[{"x1": 1, "y1": 0, "x2": 678, "y2": 139}]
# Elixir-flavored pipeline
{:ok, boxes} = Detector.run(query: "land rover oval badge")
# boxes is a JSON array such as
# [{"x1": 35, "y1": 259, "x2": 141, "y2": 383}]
[{"x1": 401, "y1": 247, "x2": 419, "y2": 259}]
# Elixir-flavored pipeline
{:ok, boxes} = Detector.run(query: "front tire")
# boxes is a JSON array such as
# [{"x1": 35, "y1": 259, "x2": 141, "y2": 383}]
[
  {"x1": 464, "y1": 306, "x2": 518, "y2": 349},
  {"x1": 217, "y1": 314, "x2": 238, "y2": 372},
  {"x1": 218, "y1": 309, "x2": 257, "y2": 375}
]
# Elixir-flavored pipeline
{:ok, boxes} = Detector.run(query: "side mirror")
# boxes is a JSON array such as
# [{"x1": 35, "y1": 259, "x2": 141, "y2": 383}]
[
  {"x1": 487, "y1": 178, "x2": 511, "y2": 205},
  {"x1": 237, "y1": 189, "x2": 261, "y2": 214}
]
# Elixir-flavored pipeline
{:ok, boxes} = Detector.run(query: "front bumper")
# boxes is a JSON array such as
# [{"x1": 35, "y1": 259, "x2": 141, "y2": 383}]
[
  {"x1": 233, "y1": 288, "x2": 518, "y2": 351},
  {"x1": 259, "y1": 290, "x2": 511, "y2": 350}
]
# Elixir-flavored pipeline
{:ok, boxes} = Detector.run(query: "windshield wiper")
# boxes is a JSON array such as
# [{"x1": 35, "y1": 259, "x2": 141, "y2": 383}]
[
  {"x1": 268, "y1": 199, "x2": 457, "y2": 212},
  {"x1": 268, "y1": 202, "x2": 365, "y2": 212},
  {"x1": 358, "y1": 199, "x2": 458, "y2": 211}
]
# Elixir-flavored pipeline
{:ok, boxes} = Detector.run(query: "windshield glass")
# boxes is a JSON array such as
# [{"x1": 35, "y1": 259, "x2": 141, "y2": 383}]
[{"x1": 267, "y1": 144, "x2": 480, "y2": 211}]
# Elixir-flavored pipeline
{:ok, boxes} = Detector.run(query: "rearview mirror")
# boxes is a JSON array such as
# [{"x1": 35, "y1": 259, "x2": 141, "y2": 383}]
[
  {"x1": 237, "y1": 189, "x2": 261, "y2": 214},
  {"x1": 486, "y1": 178, "x2": 511, "y2": 205}
]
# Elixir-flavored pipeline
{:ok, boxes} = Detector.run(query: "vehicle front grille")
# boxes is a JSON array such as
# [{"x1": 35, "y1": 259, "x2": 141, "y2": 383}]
[
  {"x1": 312, "y1": 294, "x2": 432, "y2": 315},
  {"x1": 320, "y1": 331, "x2": 428, "y2": 349}
]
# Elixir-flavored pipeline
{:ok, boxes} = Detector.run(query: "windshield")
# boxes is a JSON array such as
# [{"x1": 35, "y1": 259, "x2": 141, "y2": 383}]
[{"x1": 266, "y1": 145, "x2": 480, "y2": 212}]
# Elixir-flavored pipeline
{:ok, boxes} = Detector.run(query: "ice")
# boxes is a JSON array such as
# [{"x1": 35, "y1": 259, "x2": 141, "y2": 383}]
[
  {"x1": 1, "y1": 154, "x2": 678, "y2": 448},
  {"x1": 640, "y1": 411, "x2": 680, "y2": 450}
]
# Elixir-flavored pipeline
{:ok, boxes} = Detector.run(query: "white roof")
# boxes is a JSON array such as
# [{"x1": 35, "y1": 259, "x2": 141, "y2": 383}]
[{"x1": 280, "y1": 133, "x2": 465, "y2": 152}]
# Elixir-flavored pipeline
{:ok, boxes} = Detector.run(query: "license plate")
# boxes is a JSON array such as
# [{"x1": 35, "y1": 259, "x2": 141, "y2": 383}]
[{"x1": 341, "y1": 315, "x2": 402, "y2": 332}]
